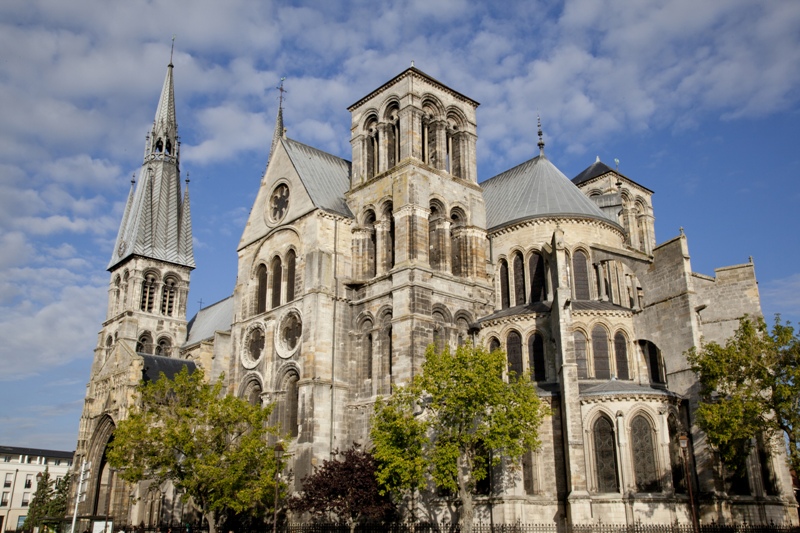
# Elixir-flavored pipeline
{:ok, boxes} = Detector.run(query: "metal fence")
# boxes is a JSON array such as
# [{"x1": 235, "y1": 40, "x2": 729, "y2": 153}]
[{"x1": 278, "y1": 522, "x2": 800, "y2": 533}]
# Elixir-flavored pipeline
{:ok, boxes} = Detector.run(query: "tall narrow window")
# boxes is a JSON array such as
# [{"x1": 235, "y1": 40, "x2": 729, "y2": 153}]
[
  {"x1": 499, "y1": 259, "x2": 510, "y2": 309},
  {"x1": 522, "y1": 452, "x2": 536, "y2": 495},
  {"x1": 507, "y1": 331, "x2": 523, "y2": 379},
  {"x1": 592, "y1": 326, "x2": 610, "y2": 379},
  {"x1": 432, "y1": 311, "x2": 446, "y2": 353},
  {"x1": 286, "y1": 250, "x2": 296, "y2": 302},
  {"x1": 614, "y1": 332, "x2": 629, "y2": 380},
  {"x1": 641, "y1": 340, "x2": 665, "y2": 384},
  {"x1": 161, "y1": 277, "x2": 177, "y2": 316},
  {"x1": 758, "y1": 435, "x2": 778, "y2": 496},
  {"x1": 513, "y1": 252, "x2": 525, "y2": 306},
  {"x1": 256, "y1": 264, "x2": 267, "y2": 314},
  {"x1": 284, "y1": 372, "x2": 299, "y2": 438},
  {"x1": 574, "y1": 332, "x2": 588, "y2": 379},
  {"x1": 364, "y1": 211, "x2": 377, "y2": 278},
  {"x1": 155, "y1": 338, "x2": 172, "y2": 357},
  {"x1": 594, "y1": 416, "x2": 619, "y2": 492},
  {"x1": 365, "y1": 332, "x2": 373, "y2": 382},
  {"x1": 631, "y1": 415, "x2": 660, "y2": 492},
  {"x1": 529, "y1": 333, "x2": 546, "y2": 381},
  {"x1": 529, "y1": 252, "x2": 546, "y2": 303},
  {"x1": 271, "y1": 257, "x2": 282, "y2": 309},
  {"x1": 572, "y1": 250, "x2": 591, "y2": 300},
  {"x1": 140, "y1": 273, "x2": 157, "y2": 312}
]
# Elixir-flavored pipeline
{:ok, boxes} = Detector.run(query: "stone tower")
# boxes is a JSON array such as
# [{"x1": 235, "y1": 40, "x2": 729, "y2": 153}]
[{"x1": 72, "y1": 59, "x2": 195, "y2": 525}]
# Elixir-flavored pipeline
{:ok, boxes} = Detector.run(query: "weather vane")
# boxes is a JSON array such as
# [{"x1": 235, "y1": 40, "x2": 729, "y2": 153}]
[{"x1": 170, "y1": 35, "x2": 176, "y2": 65}]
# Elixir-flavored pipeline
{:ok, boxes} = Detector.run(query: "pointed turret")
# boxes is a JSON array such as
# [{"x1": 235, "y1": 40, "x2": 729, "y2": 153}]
[
  {"x1": 108, "y1": 61, "x2": 195, "y2": 270},
  {"x1": 179, "y1": 177, "x2": 194, "y2": 262},
  {"x1": 266, "y1": 77, "x2": 286, "y2": 169}
]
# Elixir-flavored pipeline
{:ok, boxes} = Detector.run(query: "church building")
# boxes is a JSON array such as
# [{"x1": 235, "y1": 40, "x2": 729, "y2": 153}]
[{"x1": 71, "y1": 60, "x2": 798, "y2": 528}]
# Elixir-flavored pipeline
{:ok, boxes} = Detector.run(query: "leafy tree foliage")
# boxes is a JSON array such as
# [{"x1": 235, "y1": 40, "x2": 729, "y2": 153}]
[
  {"x1": 687, "y1": 315, "x2": 800, "y2": 474},
  {"x1": 287, "y1": 445, "x2": 396, "y2": 532},
  {"x1": 23, "y1": 468, "x2": 70, "y2": 532},
  {"x1": 107, "y1": 368, "x2": 282, "y2": 533},
  {"x1": 371, "y1": 343, "x2": 549, "y2": 533}
]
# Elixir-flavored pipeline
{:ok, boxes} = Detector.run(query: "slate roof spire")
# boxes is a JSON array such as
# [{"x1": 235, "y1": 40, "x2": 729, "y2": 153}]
[
  {"x1": 267, "y1": 77, "x2": 287, "y2": 169},
  {"x1": 108, "y1": 58, "x2": 195, "y2": 270}
]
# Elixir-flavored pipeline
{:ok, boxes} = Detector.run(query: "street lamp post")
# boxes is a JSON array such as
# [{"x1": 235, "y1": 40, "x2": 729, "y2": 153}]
[
  {"x1": 272, "y1": 443, "x2": 284, "y2": 533},
  {"x1": 679, "y1": 434, "x2": 700, "y2": 533}
]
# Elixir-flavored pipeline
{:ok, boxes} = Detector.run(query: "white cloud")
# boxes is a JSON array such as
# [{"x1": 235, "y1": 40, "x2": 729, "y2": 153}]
[{"x1": 761, "y1": 273, "x2": 800, "y2": 323}]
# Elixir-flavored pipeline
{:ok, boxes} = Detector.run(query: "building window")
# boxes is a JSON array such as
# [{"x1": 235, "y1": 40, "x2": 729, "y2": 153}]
[
  {"x1": 0, "y1": 492, "x2": 8, "y2": 506},
  {"x1": 269, "y1": 184, "x2": 290, "y2": 223},
  {"x1": 529, "y1": 252, "x2": 547, "y2": 303},
  {"x1": 499, "y1": 259, "x2": 510, "y2": 309},
  {"x1": 155, "y1": 337, "x2": 172, "y2": 357},
  {"x1": 3, "y1": 473, "x2": 11, "y2": 487},
  {"x1": 283, "y1": 372, "x2": 300, "y2": 438},
  {"x1": 640, "y1": 340, "x2": 665, "y2": 384},
  {"x1": 2, "y1": 456, "x2": 9, "y2": 463},
  {"x1": 24, "y1": 474, "x2": 32, "y2": 488},
  {"x1": 161, "y1": 277, "x2": 177, "y2": 315},
  {"x1": 489, "y1": 337, "x2": 501, "y2": 354},
  {"x1": 507, "y1": 331, "x2": 523, "y2": 380},
  {"x1": 593, "y1": 416, "x2": 619, "y2": 492},
  {"x1": 529, "y1": 333, "x2": 546, "y2": 381},
  {"x1": 256, "y1": 264, "x2": 268, "y2": 314},
  {"x1": 513, "y1": 252, "x2": 525, "y2": 306},
  {"x1": 574, "y1": 331, "x2": 588, "y2": 379},
  {"x1": 614, "y1": 332, "x2": 629, "y2": 380},
  {"x1": 271, "y1": 256, "x2": 283, "y2": 309},
  {"x1": 592, "y1": 326, "x2": 610, "y2": 379},
  {"x1": 21, "y1": 492, "x2": 30, "y2": 506},
  {"x1": 522, "y1": 452, "x2": 536, "y2": 495},
  {"x1": 572, "y1": 250, "x2": 591, "y2": 300},
  {"x1": 140, "y1": 273, "x2": 157, "y2": 312},
  {"x1": 286, "y1": 250, "x2": 296, "y2": 302},
  {"x1": 136, "y1": 332, "x2": 153, "y2": 354},
  {"x1": 631, "y1": 415, "x2": 660, "y2": 492}
]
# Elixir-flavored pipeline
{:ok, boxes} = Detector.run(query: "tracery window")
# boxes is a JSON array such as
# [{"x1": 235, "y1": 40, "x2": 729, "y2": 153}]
[
  {"x1": 499, "y1": 259, "x2": 510, "y2": 309},
  {"x1": 614, "y1": 332, "x2": 629, "y2": 380},
  {"x1": 529, "y1": 252, "x2": 547, "y2": 303},
  {"x1": 572, "y1": 250, "x2": 591, "y2": 300},
  {"x1": 631, "y1": 415, "x2": 660, "y2": 492},
  {"x1": 248, "y1": 329, "x2": 265, "y2": 362},
  {"x1": 592, "y1": 326, "x2": 610, "y2": 379},
  {"x1": 256, "y1": 264, "x2": 268, "y2": 314},
  {"x1": 513, "y1": 252, "x2": 525, "y2": 306},
  {"x1": 594, "y1": 416, "x2": 619, "y2": 492},
  {"x1": 140, "y1": 273, "x2": 157, "y2": 312},
  {"x1": 574, "y1": 331, "x2": 588, "y2": 379},
  {"x1": 507, "y1": 331, "x2": 523, "y2": 380},
  {"x1": 270, "y1": 184, "x2": 290, "y2": 222},
  {"x1": 271, "y1": 257, "x2": 282, "y2": 309},
  {"x1": 286, "y1": 250, "x2": 296, "y2": 302},
  {"x1": 529, "y1": 333, "x2": 546, "y2": 381},
  {"x1": 161, "y1": 277, "x2": 177, "y2": 316}
]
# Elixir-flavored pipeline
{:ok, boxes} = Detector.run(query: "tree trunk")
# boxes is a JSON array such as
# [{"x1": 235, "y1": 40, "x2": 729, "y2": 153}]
[
  {"x1": 204, "y1": 510, "x2": 217, "y2": 533},
  {"x1": 457, "y1": 454, "x2": 474, "y2": 533}
]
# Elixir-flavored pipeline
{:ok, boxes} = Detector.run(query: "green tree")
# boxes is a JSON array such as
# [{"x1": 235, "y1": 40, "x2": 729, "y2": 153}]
[
  {"x1": 24, "y1": 468, "x2": 54, "y2": 531},
  {"x1": 371, "y1": 343, "x2": 549, "y2": 533},
  {"x1": 107, "y1": 368, "x2": 282, "y2": 533},
  {"x1": 47, "y1": 474, "x2": 71, "y2": 529},
  {"x1": 287, "y1": 445, "x2": 396, "y2": 533},
  {"x1": 687, "y1": 315, "x2": 800, "y2": 475}
]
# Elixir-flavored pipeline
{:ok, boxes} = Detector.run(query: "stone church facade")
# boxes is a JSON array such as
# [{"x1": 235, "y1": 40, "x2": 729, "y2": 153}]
[{"x1": 71, "y1": 62, "x2": 797, "y2": 528}]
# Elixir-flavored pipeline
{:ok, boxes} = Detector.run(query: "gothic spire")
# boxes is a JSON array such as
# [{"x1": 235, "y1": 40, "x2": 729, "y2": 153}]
[
  {"x1": 267, "y1": 77, "x2": 286, "y2": 169},
  {"x1": 108, "y1": 59, "x2": 194, "y2": 270}
]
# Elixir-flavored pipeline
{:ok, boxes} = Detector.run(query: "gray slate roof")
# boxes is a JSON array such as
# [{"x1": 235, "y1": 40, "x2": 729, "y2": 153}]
[
  {"x1": 482, "y1": 155, "x2": 614, "y2": 230},
  {"x1": 140, "y1": 354, "x2": 197, "y2": 383},
  {"x1": 579, "y1": 380, "x2": 675, "y2": 397},
  {"x1": 572, "y1": 157, "x2": 653, "y2": 193},
  {"x1": 185, "y1": 296, "x2": 234, "y2": 346},
  {"x1": 283, "y1": 138, "x2": 353, "y2": 218},
  {"x1": 0, "y1": 445, "x2": 74, "y2": 458}
]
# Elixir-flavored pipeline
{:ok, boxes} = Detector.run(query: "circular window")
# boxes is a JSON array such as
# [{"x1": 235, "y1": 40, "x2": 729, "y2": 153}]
[
  {"x1": 241, "y1": 326, "x2": 265, "y2": 369},
  {"x1": 275, "y1": 310, "x2": 302, "y2": 359},
  {"x1": 269, "y1": 183, "x2": 290, "y2": 223}
]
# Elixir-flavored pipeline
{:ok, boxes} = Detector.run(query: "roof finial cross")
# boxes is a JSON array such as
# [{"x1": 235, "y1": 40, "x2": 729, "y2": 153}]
[
  {"x1": 277, "y1": 77, "x2": 287, "y2": 110},
  {"x1": 537, "y1": 114, "x2": 545, "y2": 157},
  {"x1": 169, "y1": 35, "x2": 176, "y2": 66},
  {"x1": 185, "y1": 170, "x2": 190, "y2": 184}
]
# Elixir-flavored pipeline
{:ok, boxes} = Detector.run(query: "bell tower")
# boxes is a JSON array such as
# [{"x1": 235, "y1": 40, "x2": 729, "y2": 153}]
[
  {"x1": 72, "y1": 57, "x2": 195, "y2": 525},
  {"x1": 345, "y1": 67, "x2": 493, "y2": 399}
]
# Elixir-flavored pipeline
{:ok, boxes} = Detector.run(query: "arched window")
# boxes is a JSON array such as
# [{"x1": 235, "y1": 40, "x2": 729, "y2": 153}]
[
  {"x1": 631, "y1": 415, "x2": 660, "y2": 492},
  {"x1": 364, "y1": 210, "x2": 377, "y2": 278},
  {"x1": 155, "y1": 337, "x2": 172, "y2": 357},
  {"x1": 365, "y1": 118, "x2": 378, "y2": 178},
  {"x1": 432, "y1": 311, "x2": 446, "y2": 353},
  {"x1": 513, "y1": 252, "x2": 525, "y2": 306},
  {"x1": 446, "y1": 124, "x2": 462, "y2": 179},
  {"x1": 640, "y1": 340, "x2": 665, "y2": 384},
  {"x1": 256, "y1": 264, "x2": 267, "y2": 314},
  {"x1": 113, "y1": 276, "x2": 121, "y2": 312},
  {"x1": 592, "y1": 326, "x2": 610, "y2": 379},
  {"x1": 594, "y1": 416, "x2": 619, "y2": 492},
  {"x1": 667, "y1": 414, "x2": 686, "y2": 493},
  {"x1": 161, "y1": 277, "x2": 177, "y2": 316},
  {"x1": 456, "y1": 317, "x2": 469, "y2": 346},
  {"x1": 529, "y1": 333, "x2": 546, "y2": 381},
  {"x1": 165, "y1": 138, "x2": 172, "y2": 155},
  {"x1": 428, "y1": 201, "x2": 446, "y2": 272},
  {"x1": 450, "y1": 209, "x2": 465, "y2": 277},
  {"x1": 614, "y1": 332, "x2": 629, "y2": 380},
  {"x1": 507, "y1": 331, "x2": 523, "y2": 379},
  {"x1": 386, "y1": 107, "x2": 400, "y2": 169},
  {"x1": 384, "y1": 323, "x2": 393, "y2": 394},
  {"x1": 244, "y1": 380, "x2": 262, "y2": 406},
  {"x1": 383, "y1": 204, "x2": 395, "y2": 271},
  {"x1": 136, "y1": 332, "x2": 153, "y2": 354},
  {"x1": 283, "y1": 372, "x2": 300, "y2": 438},
  {"x1": 499, "y1": 259, "x2": 510, "y2": 309},
  {"x1": 365, "y1": 332, "x2": 373, "y2": 382},
  {"x1": 105, "y1": 336, "x2": 113, "y2": 359},
  {"x1": 140, "y1": 273, "x2": 157, "y2": 312},
  {"x1": 286, "y1": 250, "x2": 296, "y2": 302},
  {"x1": 529, "y1": 252, "x2": 547, "y2": 303},
  {"x1": 572, "y1": 250, "x2": 591, "y2": 300},
  {"x1": 574, "y1": 331, "x2": 588, "y2": 379},
  {"x1": 489, "y1": 337, "x2": 501, "y2": 354},
  {"x1": 271, "y1": 256, "x2": 282, "y2": 309}
]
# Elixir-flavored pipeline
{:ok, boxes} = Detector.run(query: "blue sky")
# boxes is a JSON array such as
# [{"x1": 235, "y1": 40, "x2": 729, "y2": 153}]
[{"x1": 1, "y1": 0, "x2": 799, "y2": 451}]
